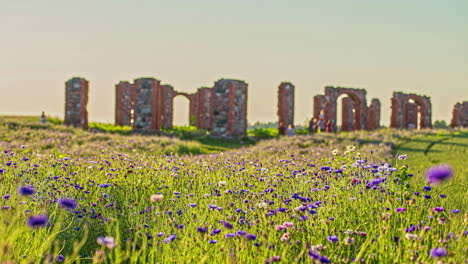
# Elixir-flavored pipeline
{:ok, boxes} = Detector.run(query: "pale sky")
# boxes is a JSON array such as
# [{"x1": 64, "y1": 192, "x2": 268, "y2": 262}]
[{"x1": 1, "y1": 0, "x2": 467, "y2": 126}]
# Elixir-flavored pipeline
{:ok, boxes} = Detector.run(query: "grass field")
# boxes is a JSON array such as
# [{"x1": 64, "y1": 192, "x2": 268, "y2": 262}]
[{"x1": 0, "y1": 116, "x2": 466, "y2": 263}]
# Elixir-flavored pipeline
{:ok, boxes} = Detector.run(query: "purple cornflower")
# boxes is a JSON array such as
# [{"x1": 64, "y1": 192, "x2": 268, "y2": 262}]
[
  {"x1": 327, "y1": 235, "x2": 338, "y2": 243},
  {"x1": 163, "y1": 234, "x2": 176, "y2": 243},
  {"x1": 18, "y1": 186, "x2": 35, "y2": 196},
  {"x1": 57, "y1": 254, "x2": 64, "y2": 262},
  {"x1": 208, "y1": 240, "x2": 217, "y2": 244},
  {"x1": 223, "y1": 221, "x2": 233, "y2": 229},
  {"x1": 398, "y1": 154, "x2": 407, "y2": 160},
  {"x1": 59, "y1": 198, "x2": 77, "y2": 210},
  {"x1": 246, "y1": 234, "x2": 257, "y2": 240},
  {"x1": 225, "y1": 233, "x2": 235, "y2": 238},
  {"x1": 27, "y1": 215, "x2": 48, "y2": 228},
  {"x1": 3, "y1": 194, "x2": 11, "y2": 200},
  {"x1": 197, "y1": 226, "x2": 208, "y2": 233},
  {"x1": 319, "y1": 256, "x2": 331, "y2": 263},
  {"x1": 426, "y1": 164, "x2": 453, "y2": 185},
  {"x1": 423, "y1": 186, "x2": 432, "y2": 191},
  {"x1": 236, "y1": 230, "x2": 247, "y2": 236},
  {"x1": 430, "y1": 247, "x2": 447, "y2": 258},
  {"x1": 396, "y1": 207, "x2": 406, "y2": 213},
  {"x1": 450, "y1": 209, "x2": 460, "y2": 214},
  {"x1": 433, "y1": 207, "x2": 444, "y2": 212}
]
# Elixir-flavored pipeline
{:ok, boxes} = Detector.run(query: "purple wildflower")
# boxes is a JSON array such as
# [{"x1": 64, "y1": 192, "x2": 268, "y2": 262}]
[
  {"x1": 327, "y1": 235, "x2": 338, "y2": 242},
  {"x1": 27, "y1": 215, "x2": 48, "y2": 228},
  {"x1": 197, "y1": 227, "x2": 208, "y2": 233},
  {"x1": 246, "y1": 234, "x2": 257, "y2": 240},
  {"x1": 450, "y1": 209, "x2": 460, "y2": 214},
  {"x1": 18, "y1": 186, "x2": 35, "y2": 196},
  {"x1": 426, "y1": 164, "x2": 453, "y2": 185},
  {"x1": 57, "y1": 254, "x2": 64, "y2": 262},
  {"x1": 59, "y1": 198, "x2": 78, "y2": 210},
  {"x1": 430, "y1": 247, "x2": 447, "y2": 258},
  {"x1": 163, "y1": 234, "x2": 176, "y2": 243},
  {"x1": 396, "y1": 207, "x2": 406, "y2": 213},
  {"x1": 223, "y1": 221, "x2": 233, "y2": 229},
  {"x1": 433, "y1": 207, "x2": 444, "y2": 212}
]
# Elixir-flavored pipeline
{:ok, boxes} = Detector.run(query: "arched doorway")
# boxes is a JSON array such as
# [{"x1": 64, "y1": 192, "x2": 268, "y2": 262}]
[{"x1": 172, "y1": 92, "x2": 194, "y2": 127}]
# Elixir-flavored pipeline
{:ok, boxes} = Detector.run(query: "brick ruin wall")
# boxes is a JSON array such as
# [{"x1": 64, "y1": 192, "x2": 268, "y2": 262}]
[
  {"x1": 65, "y1": 77, "x2": 89, "y2": 129},
  {"x1": 313, "y1": 87, "x2": 381, "y2": 131},
  {"x1": 277, "y1": 82, "x2": 294, "y2": 134},
  {"x1": 159, "y1": 85, "x2": 174, "y2": 129},
  {"x1": 211, "y1": 79, "x2": 248, "y2": 138},
  {"x1": 390, "y1": 92, "x2": 432, "y2": 129},
  {"x1": 195, "y1": 87, "x2": 212, "y2": 130},
  {"x1": 115, "y1": 81, "x2": 135, "y2": 127},
  {"x1": 133, "y1": 78, "x2": 160, "y2": 130},
  {"x1": 450, "y1": 101, "x2": 468, "y2": 128},
  {"x1": 341, "y1": 97, "x2": 354, "y2": 131},
  {"x1": 366, "y1": 99, "x2": 381, "y2": 130}
]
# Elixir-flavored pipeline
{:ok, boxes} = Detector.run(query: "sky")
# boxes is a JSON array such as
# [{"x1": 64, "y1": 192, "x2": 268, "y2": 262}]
[{"x1": 1, "y1": 0, "x2": 467, "y2": 126}]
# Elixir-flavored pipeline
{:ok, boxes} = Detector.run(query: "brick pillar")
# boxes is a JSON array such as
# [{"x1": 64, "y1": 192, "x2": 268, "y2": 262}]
[
  {"x1": 65, "y1": 77, "x2": 89, "y2": 129},
  {"x1": 133, "y1": 78, "x2": 160, "y2": 131},
  {"x1": 211, "y1": 79, "x2": 248, "y2": 138},
  {"x1": 406, "y1": 102, "x2": 418, "y2": 129},
  {"x1": 195, "y1": 87, "x2": 212, "y2": 130},
  {"x1": 341, "y1": 97, "x2": 354, "y2": 131},
  {"x1": 277, "y1": 82, "x2": 295, "y2": 134},
  {"x1": 115, "y1": 81, "x2": 135, "y2": 126},
  {"x1": 366, "y1": 99, "x2": 381, "y2": 130},
  {"x1": 159, "y1": 85, "x2": 174, "y2": 129}
]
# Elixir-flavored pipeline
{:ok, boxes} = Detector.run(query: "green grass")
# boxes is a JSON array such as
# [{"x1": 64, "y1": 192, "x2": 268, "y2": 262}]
[{"x1": 0, "y1": 116, "x2": 466, "y2": 263}]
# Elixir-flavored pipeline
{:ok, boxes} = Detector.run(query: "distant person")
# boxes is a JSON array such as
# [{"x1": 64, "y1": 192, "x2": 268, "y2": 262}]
[
  {"x1": 278, "y1": 122, "x2": 286, "y2": 136},
  {"x1": 286, "y1": 124, "x2": 296, "y2": 137},
  {"x1": 308, "y1": 118, "x2": 318, "y2": 134},
  {"x1": 326, "y1": 120, "x2": 332, "y2": 133},
  {"x1": 318, "y1": 110, "x2": 326, "y2": 132},
  {"x1": 40, "y1": 111, "x2": 46, "y2": 123}
]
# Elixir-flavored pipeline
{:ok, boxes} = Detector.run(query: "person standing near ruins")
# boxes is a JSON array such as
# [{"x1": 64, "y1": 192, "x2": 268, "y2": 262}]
[
  {"x1": 278, "y1": 122, "x2": 286, "y2": 136},
  {"x1": 286, "y1": 124, "x2": 296, "y2": 137},
  {"x1": 326, "y1": 120, "x2": 332, "y2": 133},
  {"x1": 40, "y1": 111, "x2": 46, "y2": 123},
  {"x1": 318, "y1": 110, "x2": 326, "y2": 132}
]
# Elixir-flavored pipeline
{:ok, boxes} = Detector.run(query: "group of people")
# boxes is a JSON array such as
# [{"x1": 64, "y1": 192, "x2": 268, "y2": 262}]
[{"x1": 279, "y1": 110, "x2": 334, "y2": 136}]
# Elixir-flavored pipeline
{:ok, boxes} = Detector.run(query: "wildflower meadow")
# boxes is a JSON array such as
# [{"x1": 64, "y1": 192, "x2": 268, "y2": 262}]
[{"x1": 0, "y1": 117, "x2": 466, "y2": 263}]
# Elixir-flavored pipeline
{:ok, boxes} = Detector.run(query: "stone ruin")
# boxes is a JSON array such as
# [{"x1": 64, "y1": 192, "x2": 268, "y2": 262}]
[
  {"x1": 64, "y1": 77, "x2": 89, "y2": 128},
  {"x1": 115, "y1": 81, "x2": 135, "y2": 127},
  {"x1": 211, "y1": 79, "x2": 248, "y2": 138},
  {"x1": 390, "y1": 92, "x2": 432, "y2": 129},
  {"x1": 277, "y1": 82, "x2": 295, "y2": 135},
  {"x1": 114, "y1": 78, "x2": 247, "y2": 138},
  {"x1": 313, "y1": 86, "x2": 380, "y2": 131},
  {"x1": 450, "y1": 101, "x2": 468, "y2": 128}
]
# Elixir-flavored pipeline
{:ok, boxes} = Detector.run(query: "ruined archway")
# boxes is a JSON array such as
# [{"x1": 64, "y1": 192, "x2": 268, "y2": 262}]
[
  {"x1": 450, "y1": 101, "x2": 468, "y2": 128},
  {"x1": 172, "y1": 92, "x2": 195, "y2": 127},
  {"x1": 390, "y1": 92, "x2": 432, "y2": 129},
  {"x1": 313, "y1": 86, "x2": 380, "y2": 131}
]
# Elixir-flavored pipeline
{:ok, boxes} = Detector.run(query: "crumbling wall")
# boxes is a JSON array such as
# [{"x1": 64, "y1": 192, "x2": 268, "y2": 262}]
[
  {"x1": 115, "y1": 81, "x2": 135, "y2": 127},
  {"x1": 159, "y1": 85, "x2": 174, "y2": 129},
  {"x1": 366, "y1": 99, "x2": 381, "y2": 130},
  {"x1": 211, "y1": 79, "x2": 248, "y2": 138},
  {"x1": 450, "y1": 101, "x2": 468, "y2": 128},
  {"x1": 277, "y1": 82, "x2": 294, "y2": 134},
  {"x1": 313, "y1": 87, "x2": 367, "y2": 131},
  {"x1": 390, "y1": 92, "x2": 432, "y2": 129},
  {"x1": 133, "y1": 78, "x2": 160, "y2": 130},
  {"x1": 341, "y1": 97, "x2": 354, "y2": 131},
  {"x1": 195, "y1": 87, "x2": 212, "y2": 130},
  {"x1": 65, "y1": 77, "x2": 89, "y2": 129}
]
